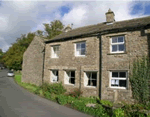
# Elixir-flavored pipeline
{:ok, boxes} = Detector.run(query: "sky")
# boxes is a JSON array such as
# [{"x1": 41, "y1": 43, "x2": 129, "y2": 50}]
[{"x1": 0, "y1": 0, "x2": 150, "y2": 52}]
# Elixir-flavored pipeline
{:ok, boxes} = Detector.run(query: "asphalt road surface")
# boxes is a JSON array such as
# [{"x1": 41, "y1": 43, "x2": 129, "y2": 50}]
[{"x1": 0, "y1": 69, "x2": 92, "y2": 117}]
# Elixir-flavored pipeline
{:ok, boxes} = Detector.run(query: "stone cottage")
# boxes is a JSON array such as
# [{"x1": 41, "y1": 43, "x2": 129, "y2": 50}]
[{"x1": 22, "y1": 9, "x2": 150, "y2": 102}]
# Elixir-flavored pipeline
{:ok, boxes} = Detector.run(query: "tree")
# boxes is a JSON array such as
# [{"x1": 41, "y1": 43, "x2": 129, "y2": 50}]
[
  {"x1": 43, "y1": 20, "x2": 64, "y2": 39},
  {"x1": 0, "y1": 49, "x2": 3, "y2": 55},
  {"x1": 36, "y1": 30, "x2": 43, "y2": 36},
  {"x1": 2, "y1": 33, "x2": 35, "y2": 70}
]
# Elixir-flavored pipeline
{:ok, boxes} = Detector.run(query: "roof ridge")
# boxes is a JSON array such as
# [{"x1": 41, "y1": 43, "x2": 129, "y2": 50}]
[{"x1": 114, "y1": 15, "x2": 150, "y2": 24}]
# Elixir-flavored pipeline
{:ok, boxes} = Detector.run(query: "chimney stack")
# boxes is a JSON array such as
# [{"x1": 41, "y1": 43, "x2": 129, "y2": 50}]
[
  {"x1": 64, "y1": 24, "x2": 72, "y2": 32},
  {"x1": 105, "y1": 8, "x2": 115, "y2": 23}
]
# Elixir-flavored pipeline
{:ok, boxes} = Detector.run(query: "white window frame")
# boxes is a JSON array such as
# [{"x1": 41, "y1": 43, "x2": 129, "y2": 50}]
[
  {"x1": 51, "y1": 45, "x2": 60, "y2": 58},
  {"x1": 51, "y1": 70, "x2": 59, "y2": 83},
  {"x1": 110, "y1": 36, "x2": 125, "y2": 53},
  {"x1": 84, "y1": 72, "x2": 97, "y2": 88},
  {"x1": 109, "y1": 71, "x2": 127, "y2": 89},
  {"x1": 64, "y1": 71, "x2": 75, "y2": 85},
  {"x1": 75, "y1": 42, "x2": 86, "y2": 56}
]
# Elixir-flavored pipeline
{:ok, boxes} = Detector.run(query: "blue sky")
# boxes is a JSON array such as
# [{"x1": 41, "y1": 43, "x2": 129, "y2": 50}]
[{"x1": 0, "y1": 1, "x2": 150, "y2": 52}]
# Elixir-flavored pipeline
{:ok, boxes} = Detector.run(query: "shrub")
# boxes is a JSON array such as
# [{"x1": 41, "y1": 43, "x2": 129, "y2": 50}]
[
  {"x1": 100, "y1": 100, "x2": 113, "y2": 107},
  {"x1": 43, "y1": 91, "x2": 51, "y2": 99},
  {"x1": 130, "y1": 56, "x2": 150, "y2": 104},
  {"x1": 41, "y1": 82, "x2": 66, "y2": 95},
  {"x1": 113, "y1": 108, "x2": 125, "y2": 117},
  {"x1": 69, "y1": 88, "x2": 83, "y2": 98},
  {"x1": 56, "y1": 95, "x2": 68, "y2": 105}
]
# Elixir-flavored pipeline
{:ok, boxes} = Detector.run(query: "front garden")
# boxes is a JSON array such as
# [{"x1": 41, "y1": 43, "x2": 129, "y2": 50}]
[{"x1": 14, "y1": 71, "x2": 150, "y2": 117}]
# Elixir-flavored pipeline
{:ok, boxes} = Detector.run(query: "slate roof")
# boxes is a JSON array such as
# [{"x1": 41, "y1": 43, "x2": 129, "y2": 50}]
[{"x1": 45, "y1": 16, "x2": 150, "y2": 43}]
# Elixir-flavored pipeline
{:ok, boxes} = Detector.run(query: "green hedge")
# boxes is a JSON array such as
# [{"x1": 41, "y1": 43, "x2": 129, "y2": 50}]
[{"x1": 130, "y1": 56, "x2": 150, "y2": 104}]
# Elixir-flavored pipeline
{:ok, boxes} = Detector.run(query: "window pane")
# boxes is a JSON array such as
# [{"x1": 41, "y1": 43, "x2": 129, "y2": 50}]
[
  {"x1": 111, "y1": 79, "x2": 119, "y2": 86},
  {"x1": 112, "y1": 72, "x2": 118, "y2": 77},
  {"x1": 81, "y1": 43, "x2": 85, "y2": 49},
  {"x1": 112, "y1": 37, "x2": 117, "y2": 43},
  {"x1": 118, "y1": 44, "x2": 125, "y2": 51},
  {"x1": 92, "y1": 72, "x2": 97, "y2": 79},
  {"x1": 86, "y1": 72, "x2": 90, "y2": 78},
  {"x1": 70, "y1": 78, "x2": 75, "y2": 84},
  {"x1": 119, "y1": 72, "x2": 126, "y2": 78},
  {"x1": 53, "y1": 47, "x2": 57, "y2": 52},
  {"x1": 112, "y1": 45, "x2": 117, "y2": 52},
  {"x1": 71, "y1": 71, "x2": 75, "y2": 77},
  {"x1": 92, "y1": 80, "x2": 97, "y2": 86},
  {"x1": 88, "y1": 80, "x2": 91, "y2": 86},
  {"x1": 119, "y1": 80, "x2": 126, "y2": 87},
  {"x1": 81, "y1": 49, "x2": 85, "y2": 55},
  {"x1": 118, "y1": 37, "x2": 124, "y2": 42},
  {"x1": 76, "y1": 43, "x2": 80, "y2": 50}
]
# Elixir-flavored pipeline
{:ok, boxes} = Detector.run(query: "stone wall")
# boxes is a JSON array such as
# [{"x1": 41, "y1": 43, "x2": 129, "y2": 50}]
[
  {"x1": 22, "y1": 36, "x2": 45, "y2": 86},
  {"x1": 101, "y1": 30, "x2": 149, "y2": 102},
  {"x1": 44, "y1": 37, "x2": 100, "y2": 97}
]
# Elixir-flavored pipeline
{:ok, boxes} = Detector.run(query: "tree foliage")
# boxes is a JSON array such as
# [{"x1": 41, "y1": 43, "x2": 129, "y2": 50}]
[
  {"x1": 2, "y1": 33, "x2": 35, "y2": 70},
  {"x1": 43, "y1": 20, "x2": 64, "y2": 39},
  {"x1": 2, "y1": 20, "x2": 64, "y2": 70},
  {"x1": 130, "y1": 56, "x2": 150, "y2": 104}
]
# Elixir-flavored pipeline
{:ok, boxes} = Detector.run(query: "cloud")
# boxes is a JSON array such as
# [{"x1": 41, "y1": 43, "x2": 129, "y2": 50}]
[{"x1": 0, "y1": 1, "x2": 149, "y2": 52}]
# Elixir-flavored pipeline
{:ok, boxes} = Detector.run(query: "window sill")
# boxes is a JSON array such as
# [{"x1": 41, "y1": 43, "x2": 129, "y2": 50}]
[
  {"x1": 84, "y1": 86, "x2": 97, "y2": 88},
  {"x1": 107, "y1": 87, "x2": 129, "y2": 92},
  {"x1": 51, "y1": 57, "x2": 59, "y2": 59},
  {"x1": 107, "y1": 52, "x2": 127, "y2": 55},
  {"x1": 65, "y1": 83, "x2": 75, "y2": 86},
  {"x1": 75, "y1": 55, "x2": 86, "y2": 57}
]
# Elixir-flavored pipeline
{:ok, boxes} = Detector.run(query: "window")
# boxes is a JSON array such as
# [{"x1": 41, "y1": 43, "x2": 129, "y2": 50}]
[
  {"x1": 110, "y1": 71, "x2": 127, "y2": 89},
  {"x1": 75, "y1": 42, "x2": 86, "y2": 56},
  {"x1": 51, "y1": 45, "x2": 60, "y2": 58},
  {"x1": 85, "y1": 72, "x2": 97, "y2": 87},
  {"x1": 64, "y1": 71, "x2": 75, "y2": 85},
  {"x1": 51, "y1": 70, "x2": 59, "y2": 82},
  {"x1": 111, "y1": 36, "x2": 125, "y2": 53}
]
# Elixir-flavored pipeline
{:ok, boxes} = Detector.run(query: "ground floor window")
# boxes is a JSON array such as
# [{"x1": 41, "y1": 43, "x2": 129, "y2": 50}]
[
  {"x1": 51, "y1": 70, "x2": 59, "y2": 82},
  {"x1": 65, "y1": 71, "x2": 75, "y2": 85},
  {"x1": 110, "y1": 71, "x2": 127, "y2": 89},
  {"x1": 84, "y1": 72, "x2": 97, "y2": 87}
]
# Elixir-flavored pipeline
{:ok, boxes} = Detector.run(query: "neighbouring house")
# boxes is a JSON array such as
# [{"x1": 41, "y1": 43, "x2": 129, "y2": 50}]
[{"x1": 22, "y1": 9, "x2": 150, "y2": 102}]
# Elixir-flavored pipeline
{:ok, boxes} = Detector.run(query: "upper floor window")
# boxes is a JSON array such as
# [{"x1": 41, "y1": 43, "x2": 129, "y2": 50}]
[
  {"x1": 110, "y1": 71, "x2": 127, "y2": 89},
  {"x1": 111, "y1": 36, "x2": 125, "y2": 53},
  {"x1": 75, "y1": 42, "x2": 86, "y2": 56},
  {"x1": 51, "y1": 45, "x2": 60, "y2": 58}
]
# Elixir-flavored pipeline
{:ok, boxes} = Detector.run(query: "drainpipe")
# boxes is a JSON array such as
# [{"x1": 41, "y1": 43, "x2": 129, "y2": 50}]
[
  {"x1": 98, "y1": 33, "x2": 102, "y2": 99},
  {"x1": 79, "y1": 65, "x2": 82, "y2": 90},
  {"x1": 42, "y1": 48, "x2": 45, "y2": 85}
]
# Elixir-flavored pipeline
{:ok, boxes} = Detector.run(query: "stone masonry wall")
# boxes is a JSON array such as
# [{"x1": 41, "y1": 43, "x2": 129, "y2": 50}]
[
  {"x1": 44, "y1": 37, "x2": 100, "y2": 97},
  {"x1": 22, "y1": 36, "x2": 45, "y2": 86},
  {"x1": 101, "y1": 30, "x2": 150, "y2": 102}
]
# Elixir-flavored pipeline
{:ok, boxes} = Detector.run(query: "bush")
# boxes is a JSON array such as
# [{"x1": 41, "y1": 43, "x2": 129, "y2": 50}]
[
  {"x1": 113, "y1": 108, "x2": 125, "y2": 117},
  {"x1": 56, "y1": 95, "x2": 68, "y2": 105},
  {"x1": 100, "y1": 100, "x2": 113, "y2": 107},
  {"x1": 68, "y1": 88, "x2": 83, "y2": 98},
  {"x1": 41, "y1": 82, "x2": 66, "y2": 95},
  {"x1": 123, "y1": 104, "x2": 147, "y2": 117},
  {"x1": 130, "y1": 56, "x2": 150, "y2": 104}
]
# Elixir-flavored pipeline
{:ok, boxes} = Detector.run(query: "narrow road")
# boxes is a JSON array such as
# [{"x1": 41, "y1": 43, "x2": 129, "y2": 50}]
[{"x1": 0, "y1": 69, "x2": 92, "y2": 117}]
